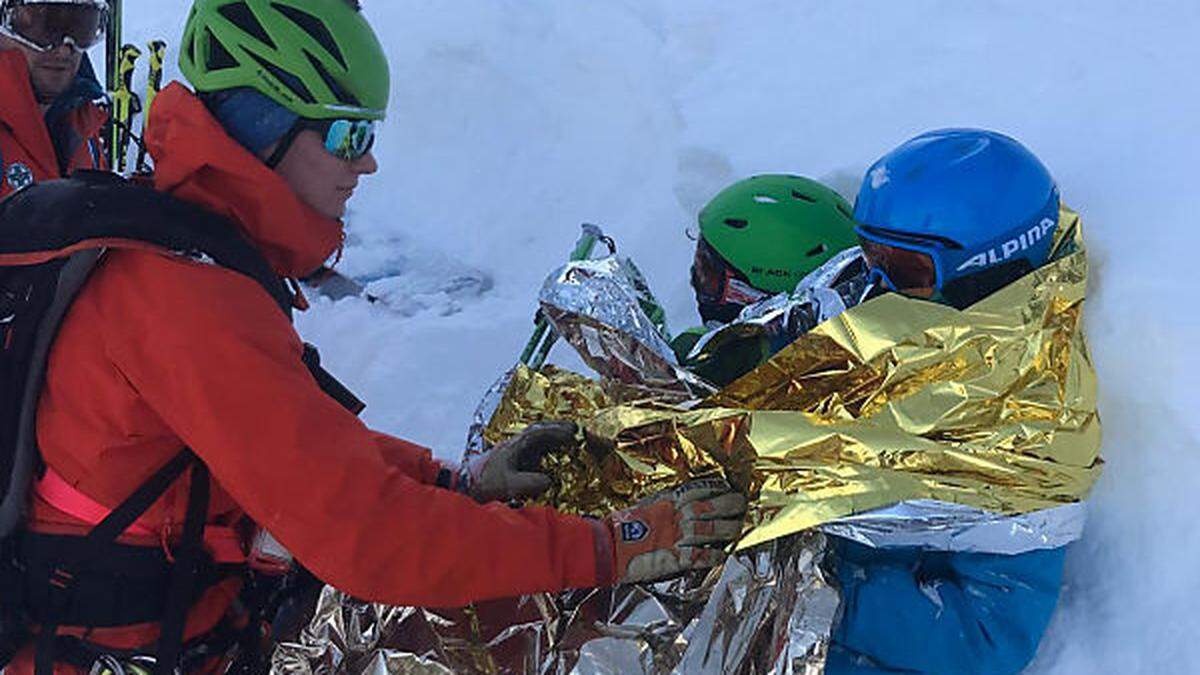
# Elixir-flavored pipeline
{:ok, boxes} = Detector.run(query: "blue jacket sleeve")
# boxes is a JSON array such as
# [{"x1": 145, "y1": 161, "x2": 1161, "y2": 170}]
[{"x1": 828, "y1": 539, "x2": 1066, "y2": 675}]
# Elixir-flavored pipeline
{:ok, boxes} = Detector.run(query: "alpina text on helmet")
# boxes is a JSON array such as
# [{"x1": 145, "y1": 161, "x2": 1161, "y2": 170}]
[{"x1": 956, "y1": 217, "x2": 1056, "y2": 273}]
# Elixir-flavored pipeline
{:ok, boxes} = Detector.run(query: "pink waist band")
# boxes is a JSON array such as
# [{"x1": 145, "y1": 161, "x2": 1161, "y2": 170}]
[{"x1": 34, "y1": 466, "x2": 247, "y2": 565}]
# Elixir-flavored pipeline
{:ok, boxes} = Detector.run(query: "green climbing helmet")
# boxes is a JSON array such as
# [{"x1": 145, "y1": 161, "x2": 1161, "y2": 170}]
[
  {"x1": 698, "y1": 174, "x2": 859, "y2": 295},
  {"x1": 179, "y1": 0, "x2": 390, "y2": 120}
]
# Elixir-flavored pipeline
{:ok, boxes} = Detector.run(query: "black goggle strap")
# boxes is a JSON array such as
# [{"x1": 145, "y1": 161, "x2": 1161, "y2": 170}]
[{"x1": 263, "y1": 121, "x2": 304, "y2": 170}]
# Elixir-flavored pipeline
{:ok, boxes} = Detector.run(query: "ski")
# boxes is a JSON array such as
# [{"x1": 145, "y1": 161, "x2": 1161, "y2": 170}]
[
  {"x1": 103, "y1": 0, "x2": 122, "y2": 169},
  {"x1": 135, "y1": 39, "x2": 167, "y2": 175}
]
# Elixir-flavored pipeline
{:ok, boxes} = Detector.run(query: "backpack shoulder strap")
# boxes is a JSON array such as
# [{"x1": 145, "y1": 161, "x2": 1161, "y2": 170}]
[
  {"x1": 0, "y1": 249, "x2": 101, "y2": 538},
  {"x1": 0, "y1": 171, "x2": 294, "y2": 316}
]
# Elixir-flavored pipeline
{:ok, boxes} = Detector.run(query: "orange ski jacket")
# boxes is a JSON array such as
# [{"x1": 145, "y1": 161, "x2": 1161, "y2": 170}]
[
  {"x1": 10, "y1": 83, "x2": 612, "y2": 673},
  {"x1": 0, "y1": 50, "x2": 107, "y2": 199}
]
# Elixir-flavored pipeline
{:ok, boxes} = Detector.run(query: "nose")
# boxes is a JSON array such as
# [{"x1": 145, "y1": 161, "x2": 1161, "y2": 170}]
[{"x1": 350, "y1": 151, "x2": 378, "y2": 176}]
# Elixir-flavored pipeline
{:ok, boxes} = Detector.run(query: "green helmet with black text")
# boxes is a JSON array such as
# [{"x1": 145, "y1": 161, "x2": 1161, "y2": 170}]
[
  {"x1": 698, "y1": 174, "x2": 859, "y2": 292},
  {"x1": 691, "y1": 175, "x2": 860, "y2": 324},
  {"x1": 179, "y1": 0, "x2": 389, "y2": 120}
]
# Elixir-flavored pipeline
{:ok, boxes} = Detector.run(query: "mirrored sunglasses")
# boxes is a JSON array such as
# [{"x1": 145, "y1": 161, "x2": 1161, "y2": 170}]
[{"x1": 302, "y1": 118, "x2": 377, "y2": 161}]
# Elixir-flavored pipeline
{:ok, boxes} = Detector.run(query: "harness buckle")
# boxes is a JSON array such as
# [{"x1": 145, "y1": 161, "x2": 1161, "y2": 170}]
[{"x1": 44, "y1": 566, "x2": 77, "y2": 616}]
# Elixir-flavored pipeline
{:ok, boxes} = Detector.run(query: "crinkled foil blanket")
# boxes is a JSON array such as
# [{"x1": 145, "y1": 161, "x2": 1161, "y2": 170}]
[
  {"x1": 274, "y1": 209, "x2": 1102, "y2": 674},
  {"x1": 272, "y1": 532, "x2": 835, "y2": 675}
]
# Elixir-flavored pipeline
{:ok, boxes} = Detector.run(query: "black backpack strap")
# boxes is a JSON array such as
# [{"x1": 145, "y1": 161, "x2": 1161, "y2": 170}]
[
  {"x1": 0, "y1": 250, "x2": 102, "y2": 539},
  {"x1": 33, "y1": 449, "x2": 202, "y2": 675},
  {"x1": 0, "y1": 172, "x2": 295, "y2": 318},
  {"x1": 154, "y1": 460, "x2": 210, "y2": 675},
  {"x1": 301, "y1": 344, "x2": 365, "y2": 415}
]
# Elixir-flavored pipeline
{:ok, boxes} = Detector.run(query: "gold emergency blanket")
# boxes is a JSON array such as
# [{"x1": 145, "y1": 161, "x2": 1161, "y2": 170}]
[
  {"x1": 489, "y1": 209, "x2": 1102, "y2": 550},
  {"x1": 274, "y1": 209, "x2": 1102, "y2": 673}
]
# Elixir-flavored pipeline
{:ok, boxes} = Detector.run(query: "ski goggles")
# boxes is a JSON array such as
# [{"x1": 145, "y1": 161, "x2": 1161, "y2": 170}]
[
  {"x1": 690, "y1": 237, "x2": 769, "y2": 308},
  {"x1": 859, "y1": 224, "x2": 960, "y2": 297},
  {"x1": 856, "y1": 230, "x2": 941, "y2": 298},
  {"x1": 0, "y1": 1, "x2": 107, "y2": 53},
  {"x1": 301, "y1": 118, "x2": 377, "y2": 161}
]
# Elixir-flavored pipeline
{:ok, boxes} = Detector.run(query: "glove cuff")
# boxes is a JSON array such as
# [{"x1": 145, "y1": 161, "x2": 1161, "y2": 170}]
[
  {"x1": 590, "y1": 518, "x2": 618, "y2": 586},
  {"x1": 433, "y1": 460, "x2": 469, "y2": 494}
]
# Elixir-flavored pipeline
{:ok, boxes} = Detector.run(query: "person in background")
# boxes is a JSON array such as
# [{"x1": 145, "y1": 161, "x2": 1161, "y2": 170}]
[{"x1": 0, "y1": 0, "x2": 108, "y2": 198}]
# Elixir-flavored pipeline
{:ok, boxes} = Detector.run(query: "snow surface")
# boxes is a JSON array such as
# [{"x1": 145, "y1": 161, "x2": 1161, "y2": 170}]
[{"x1": 115, "y1": 2, "x2": 1200, "y2": 672}]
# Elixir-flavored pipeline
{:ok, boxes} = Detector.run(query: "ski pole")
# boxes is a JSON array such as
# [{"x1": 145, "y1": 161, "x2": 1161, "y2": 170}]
[{"x1": 621, "y1": 257, "x2": 671, "y2": 340}]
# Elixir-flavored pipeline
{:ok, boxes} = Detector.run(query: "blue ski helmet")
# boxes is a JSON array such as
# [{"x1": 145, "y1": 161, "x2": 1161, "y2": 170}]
[{"x1": 854, "y1": 128, "x2": 1060, "y2": 306}]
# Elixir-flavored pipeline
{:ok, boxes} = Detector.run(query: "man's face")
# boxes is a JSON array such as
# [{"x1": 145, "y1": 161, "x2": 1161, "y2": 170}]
[
  {"x1": 269, "y1": 128, "x2": 379, "y2": 221},
  {"x1": 0, "y1": 36, "x2": 83, "y2": 103}
]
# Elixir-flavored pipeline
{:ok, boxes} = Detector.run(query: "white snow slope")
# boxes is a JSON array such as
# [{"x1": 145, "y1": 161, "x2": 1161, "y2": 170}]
[{"x1": 117, "y1": 1, "x2": 1200, "y2": 672}]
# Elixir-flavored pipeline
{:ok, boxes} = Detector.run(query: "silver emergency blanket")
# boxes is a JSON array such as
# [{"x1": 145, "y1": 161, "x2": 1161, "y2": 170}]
[
  {"x1": 821, "y1": 500, "x2": 1087, "y2": 554},
  {"x1": 271, "y1": 533, "x2": 837, "y2": 675},
  {"x1": 686, "y1": 248, "x2": 870, "y2": 365},
  {"x1": 538, "y1": 256, "x2": 711, "y2": 398},
  {"x1": 674, "y1": 533, "x2": 840, "y2": 675},
  {"x1": 465, "y1": 367, "x2": 517, "y2": 457}
]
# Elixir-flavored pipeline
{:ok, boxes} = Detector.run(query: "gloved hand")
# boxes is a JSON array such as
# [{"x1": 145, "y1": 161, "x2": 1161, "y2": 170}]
[
  {"x1": 459, "y1": 421, "x2": 577, "y2": 503},
  {"x1": 603, "y1": 478, "x2": 747, "y2": 585}
]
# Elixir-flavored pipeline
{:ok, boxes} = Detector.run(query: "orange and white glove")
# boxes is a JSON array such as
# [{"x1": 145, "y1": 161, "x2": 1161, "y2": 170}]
[
  {"x1": 602, "y1": 478, "x2": 747, "y2": 585},
  {"x1": 459, "y1": 421, "x2": 577, "y2": 503}
]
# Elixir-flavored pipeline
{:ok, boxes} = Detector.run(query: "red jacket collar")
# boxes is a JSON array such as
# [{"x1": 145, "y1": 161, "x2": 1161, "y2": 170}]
[
  {"x1": 145, "y1": 83, "x2": 343, "y2": 278},
  {"x1": 0, "y1": 49, "x2": 59, "y2": 177}
]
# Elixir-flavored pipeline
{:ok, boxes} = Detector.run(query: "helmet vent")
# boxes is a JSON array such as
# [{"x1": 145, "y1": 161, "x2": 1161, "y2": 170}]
[
  {"x1": 806, "y1": 244, "x2": 828, "y2": 257},
  {"x1": 304, "y1": 50, "x2": 361, "y2": 108},
  {"x1": 272, "y1": 2, "x2": 347, "y2": 69},
  {"x1": 204, "y1": 29, "x2": 238, "y2": 71},
  {"x1": 247, "y1": 49, "x2": 316, "y2": 104},
  {"x1": 724, "y1": 218, "x2": 749, "y2": 230},
  {"x1": 753, "y1": 195, "x2": 779, "y2": 204},
  {"x1": 218, "y1": 2, "x2": 276, "y2": 50},
  {"x1": 184, "y1": 29, "x2": 197, "y2": 67},
  {"x1": 835, "y1": 203, "x2": 853, "y2": 218},
  {"x1": 791, "y1": 190, "x2": 817, "y2": 203}
]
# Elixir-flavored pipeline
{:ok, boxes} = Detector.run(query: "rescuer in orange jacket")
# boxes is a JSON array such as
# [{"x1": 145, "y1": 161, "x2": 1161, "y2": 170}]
[
  {"x1": 0, "y1": 0, "x2": 108, "y2": 199},
  {"x1": 6, "y1": 1, "x2": 745, "y2": 672}
]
